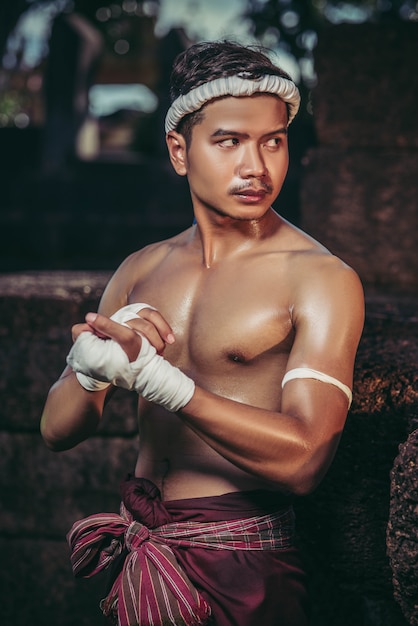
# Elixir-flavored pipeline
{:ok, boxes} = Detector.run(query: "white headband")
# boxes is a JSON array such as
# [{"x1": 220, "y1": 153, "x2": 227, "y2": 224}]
[{"x1": 165, "y1": 74, "x2": 300, "y2": 133}]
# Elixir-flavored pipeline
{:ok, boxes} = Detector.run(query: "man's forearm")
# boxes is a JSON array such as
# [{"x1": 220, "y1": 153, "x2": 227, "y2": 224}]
[
  {"x1": 40, "y1": 370, "x2": 106, "y2": 451},
  {"x1": 180, "y1": 385, "x2": 345, "y2": 496}
]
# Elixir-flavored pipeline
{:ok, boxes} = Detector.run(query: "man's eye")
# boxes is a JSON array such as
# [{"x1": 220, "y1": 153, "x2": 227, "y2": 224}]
[
  {"x1": 218, "y1": 138, "x2": 239, "y2": 147},
  {"x1": 265, "y1": 137, "x2": 281, "y2": 148}
]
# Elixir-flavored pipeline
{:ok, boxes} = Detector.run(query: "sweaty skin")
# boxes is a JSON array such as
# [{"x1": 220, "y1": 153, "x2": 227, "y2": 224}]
[{"x1": 41, "y1": 94, "x2": 364, "y2": 501}]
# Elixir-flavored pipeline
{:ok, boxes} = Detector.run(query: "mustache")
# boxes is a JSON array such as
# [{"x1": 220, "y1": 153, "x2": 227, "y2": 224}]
[{"x1": 228, "y1": 181, "x2": 273, "y2": 195}]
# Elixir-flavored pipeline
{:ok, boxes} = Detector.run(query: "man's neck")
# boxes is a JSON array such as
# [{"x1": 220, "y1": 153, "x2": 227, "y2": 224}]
[{"x1": 191, "y1": 208, "x2": 281, "y2": 268}]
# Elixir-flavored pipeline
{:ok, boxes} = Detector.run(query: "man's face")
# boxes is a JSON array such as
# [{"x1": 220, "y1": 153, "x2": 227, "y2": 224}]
[{"x1": 184, "y1": 93, "x2": 289, "y2": 222}]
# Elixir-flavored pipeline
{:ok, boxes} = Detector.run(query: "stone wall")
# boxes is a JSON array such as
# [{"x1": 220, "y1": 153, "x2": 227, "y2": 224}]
[
  {"x1": 301, "y1": 22, "x2": 418, "y2": 294},
  {"x1": 0, "y1": 273, "x2": 132, "y2": 626},
  {"x1": 298, "y1": 21, "x2": 418, "y2": 625}
]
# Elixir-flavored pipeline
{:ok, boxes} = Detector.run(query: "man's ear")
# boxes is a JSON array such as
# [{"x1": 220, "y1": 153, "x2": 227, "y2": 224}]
[{"x1": 166, "y1": 131, "x2": 187, "y2": 176}]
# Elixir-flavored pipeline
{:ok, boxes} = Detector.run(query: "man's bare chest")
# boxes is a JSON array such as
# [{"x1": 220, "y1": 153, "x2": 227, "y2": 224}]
[{"x1": 129, "y1": 255, "x2": 294, "y2": 370}]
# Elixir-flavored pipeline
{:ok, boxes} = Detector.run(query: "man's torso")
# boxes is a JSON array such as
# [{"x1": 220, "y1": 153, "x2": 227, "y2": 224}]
[{"x1": 107, "y1": 219, "x2": 328, "y2": 500}]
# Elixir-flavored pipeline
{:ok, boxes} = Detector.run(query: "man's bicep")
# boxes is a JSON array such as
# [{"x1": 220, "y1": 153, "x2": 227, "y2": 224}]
[
  {"x1": 278, "y1": 263, "x2": 364, "y2": 482},
  {"x1": 279, "y1": 373, "x2": 350, "y2": 490},
  {"x1": 285, "y1": 262, "x2": 364, "y2": 388}
]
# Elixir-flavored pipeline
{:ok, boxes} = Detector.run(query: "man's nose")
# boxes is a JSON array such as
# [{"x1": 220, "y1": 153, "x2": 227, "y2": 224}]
[{"x1": 238, "y1": 144, "x2": 267, "y2": 178}]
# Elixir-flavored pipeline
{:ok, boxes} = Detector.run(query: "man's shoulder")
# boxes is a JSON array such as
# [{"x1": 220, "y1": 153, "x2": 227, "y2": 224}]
[
  {"x1": 278, "y1": 219, "x2": 351, "y2": 271},
  {"x1": 277, "y1": 217, "x2": 329, "y2": 255},
  {"x1": 290, "y1": 251, "x2": 364, "y2": 329},
  {"x1": 290, "y1": 244, "x2": 361, "y2": 295},
  {"x1": 276, "y1": 219, "x2": 363, "y2": 302},
  {"x1": 119, "y1": 229, "x2": 192, "y2": 272},
  {"x1": 99, "y1": 229, "x2": 192, "y2": 313}
]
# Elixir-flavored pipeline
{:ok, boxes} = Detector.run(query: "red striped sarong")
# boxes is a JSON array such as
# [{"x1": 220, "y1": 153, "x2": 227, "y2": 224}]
[{"x1": 67, "y1": 477, "x2": 295, "y2": 626}]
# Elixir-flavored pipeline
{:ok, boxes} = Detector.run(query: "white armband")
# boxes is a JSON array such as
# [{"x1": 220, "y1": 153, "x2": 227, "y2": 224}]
[{"x1": 282, "y1": 367, "x2": 352, "y2": 408}]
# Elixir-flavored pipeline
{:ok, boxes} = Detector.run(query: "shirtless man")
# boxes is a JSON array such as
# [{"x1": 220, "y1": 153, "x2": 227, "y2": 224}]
[{"x1": 41, "y1": 41, "x2": 364, "y2": 626}]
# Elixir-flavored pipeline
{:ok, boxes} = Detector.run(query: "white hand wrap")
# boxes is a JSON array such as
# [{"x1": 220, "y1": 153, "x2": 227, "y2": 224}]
[{"x1": 67, "y1": 303, "x2": 195, "y2": 412}]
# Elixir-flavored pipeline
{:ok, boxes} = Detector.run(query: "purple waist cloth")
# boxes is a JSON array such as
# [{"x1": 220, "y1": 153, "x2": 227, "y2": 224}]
[
  {"x1": 120, "y1": 474, "x2": 294, "y2": 525},
  {"x1": 67, "y1": 475, "x2": 297, "y2": 626},
  {"x1": 120, "y1": 476, "x2": 307, "y2": 626}
]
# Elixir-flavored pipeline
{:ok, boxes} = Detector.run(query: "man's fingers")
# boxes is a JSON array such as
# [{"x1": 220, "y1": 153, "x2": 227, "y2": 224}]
[
  {"x1": 124, "y1": 319, "x2": 169, "y2": 355},
  {"x1": 85, "y1": 313, "x2": 143, "y2": 362},
  {"x1": 129, "y1": 307, "x2": 175, "y2": 348},
  {"x1": 71, "y1": 323, "x2": 93, "y2": 342},
  {"x1": 79, "y1": 305, "x2": 174, "y2": 360}
]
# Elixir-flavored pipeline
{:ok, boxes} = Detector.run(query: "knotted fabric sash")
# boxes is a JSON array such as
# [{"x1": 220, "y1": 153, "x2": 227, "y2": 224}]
[{"x1": 67, "y1": 477, "x2": 295, "y2": 626}]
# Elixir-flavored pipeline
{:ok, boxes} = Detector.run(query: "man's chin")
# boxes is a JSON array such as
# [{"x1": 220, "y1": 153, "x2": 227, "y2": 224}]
[{"x1": 211, "y1": 204, "x2": 272, "y2": 222}]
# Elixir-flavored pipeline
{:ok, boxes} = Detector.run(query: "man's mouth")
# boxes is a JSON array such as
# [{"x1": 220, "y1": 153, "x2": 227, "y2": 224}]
[{"x1": 233, "y1": 187, "x2": 270, "y2": 202}]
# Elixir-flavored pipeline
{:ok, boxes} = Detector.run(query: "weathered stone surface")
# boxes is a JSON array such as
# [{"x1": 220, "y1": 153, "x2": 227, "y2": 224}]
[
  {"x1": 354, "y1": 295, "x2": 418, "y2": 420},
  {"x1": 0, "y1": 155, "x2": 194, "y2": 271},
  {"x1": 0, "y1": 272, "x2": 138, "y2": 434},
  {"x1": 0, "y1": 270, "x2": 111, "y2": 300},
  {"x1": 312, "y1": 23, "x2": 418, "y2": 148},
  {"x1": 387, "y1": 429, "x2": 418, "y2": 626},
  {"x1": 300, "y1": 148, "x2": 418, "y2": 293},
  {"x1": 0, "y1": 537, "x2": 109, "y2": 626},
  {"x1": 0, "y1": 432, "x2": 138, "y2": 537}
]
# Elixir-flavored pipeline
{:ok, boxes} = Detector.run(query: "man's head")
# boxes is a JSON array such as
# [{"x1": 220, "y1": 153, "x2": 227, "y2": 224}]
[{"x1": 165, "y1": 40, "x2": 300, "y2": 146}]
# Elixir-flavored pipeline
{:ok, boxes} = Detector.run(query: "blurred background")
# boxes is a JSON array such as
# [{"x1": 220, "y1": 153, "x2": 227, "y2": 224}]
[{"x1": 1, "y1": 0, "x2": 415, "y2": 272}]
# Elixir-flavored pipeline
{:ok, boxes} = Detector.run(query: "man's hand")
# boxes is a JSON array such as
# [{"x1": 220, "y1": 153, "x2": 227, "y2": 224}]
[
  {"x1": 67, "y1": 304, "x2": 195, "y2": 412},
  {"x1": 71, "y1": 305, "x2": 175, "y2": 361}
]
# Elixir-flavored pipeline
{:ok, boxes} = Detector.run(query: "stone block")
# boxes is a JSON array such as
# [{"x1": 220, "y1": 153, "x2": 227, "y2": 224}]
[
  {"x1": 300, "y1": 147, "x2": 418, "y2": 293},
  {"x1": 0, "y1": 432, "x2": 139, "y2": 536},
  {"x1": 312, "y1": 23, "x2": 418, "y2": 148},
  {"x1": 0, "y1": 537, "x2": 109, "y2": 626},
  {"x1": 387, "y1": 429, "x2": 418, "y2": 626},
  {"x1": 0, "y1": 272, "x2": 138, "y2": 434}
]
